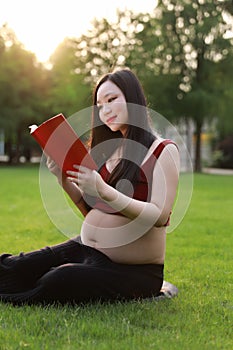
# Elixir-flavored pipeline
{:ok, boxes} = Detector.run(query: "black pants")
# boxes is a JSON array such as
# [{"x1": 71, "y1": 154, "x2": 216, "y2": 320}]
[{"x1": 0, "y1": 237, "x2": 163, "y2": 305}]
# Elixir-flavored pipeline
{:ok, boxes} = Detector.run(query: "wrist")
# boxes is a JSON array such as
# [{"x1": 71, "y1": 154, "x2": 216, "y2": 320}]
[
  {"x1": 98, "y1": 183, "x2": 131, "y2": 211},
  {"x1": 57, "y1": 174, "x2": 66, "y2": 186},
  {"x1": 98, "y1": 181, "x2": 113, "y2": 201}
]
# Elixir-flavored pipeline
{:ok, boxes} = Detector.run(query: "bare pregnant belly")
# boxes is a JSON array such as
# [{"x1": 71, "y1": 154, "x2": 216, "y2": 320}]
[{"x1": 80, "y1": 209, "x2": 166, "y2": 264}]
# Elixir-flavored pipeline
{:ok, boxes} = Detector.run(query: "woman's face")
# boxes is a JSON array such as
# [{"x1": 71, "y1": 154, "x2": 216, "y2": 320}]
[{"x1": 96, "y1": 80, "x2": 128, "y2": 135}]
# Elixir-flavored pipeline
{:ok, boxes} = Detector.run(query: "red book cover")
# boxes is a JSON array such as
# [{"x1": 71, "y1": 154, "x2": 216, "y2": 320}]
[{"x1": 29, "y1": 113, "x2": 97, "y2": 173}]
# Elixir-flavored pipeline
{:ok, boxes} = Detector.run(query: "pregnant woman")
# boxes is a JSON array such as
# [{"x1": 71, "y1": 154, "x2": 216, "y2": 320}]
[{"x1": 0, "y1": 68, "x2": 180, "y2": 305}]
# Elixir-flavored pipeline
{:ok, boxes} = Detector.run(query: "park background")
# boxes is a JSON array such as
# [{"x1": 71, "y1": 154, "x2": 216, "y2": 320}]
[
  {"x1": 0, "y1": 0, "x2": 233, "y2": 172},
  {"x1": 0, "y1": 1, "x2": 232, "y2": 349}
]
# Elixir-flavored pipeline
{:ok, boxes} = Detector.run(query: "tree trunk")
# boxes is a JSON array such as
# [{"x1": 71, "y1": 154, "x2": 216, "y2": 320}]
[
  {"x1": 194, "y1": 121, "x2": 202, "y2": 172},
  {"x1": 5, "y1": 138, "x2": 13, "y2": 164},
  {"x1": 15, "y1": 126, "x2": 22, "y2": 164},
  {"x1": 185, "y1": 118, "x2": 193, "y2": 172}
]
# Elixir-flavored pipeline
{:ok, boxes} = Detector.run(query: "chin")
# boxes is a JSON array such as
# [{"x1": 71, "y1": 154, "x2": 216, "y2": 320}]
[{"x1": 109, "y1": 126, "x2": 121, "y2": 133}]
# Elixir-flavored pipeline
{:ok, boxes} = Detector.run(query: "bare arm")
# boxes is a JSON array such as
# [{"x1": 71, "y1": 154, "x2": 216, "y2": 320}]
[
  {"x1": 46, "y1": 157, "x2": 88, "y2": 216},
  {"x1": 67, "y1": 144, "x2": 180, "y2": 227}
]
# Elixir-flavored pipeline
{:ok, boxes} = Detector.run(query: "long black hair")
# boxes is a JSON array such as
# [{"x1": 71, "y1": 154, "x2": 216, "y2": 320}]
[{"x1": 90, "y1": 68, "x2": 156, "y2": 192}]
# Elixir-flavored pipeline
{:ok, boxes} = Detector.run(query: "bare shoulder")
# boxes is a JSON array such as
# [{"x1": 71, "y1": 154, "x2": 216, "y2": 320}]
[
  {"x1": 156, "y1": 142, "x2": 180, "y2": 175},
  {"x1": 160, "y1": 142, "x2": 180, "y2": 161}
]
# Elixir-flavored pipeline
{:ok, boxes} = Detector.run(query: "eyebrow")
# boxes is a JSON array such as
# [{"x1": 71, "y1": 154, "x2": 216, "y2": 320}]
[{"x1": 97, "y1": 91, "x2": 117, "y2": 105}]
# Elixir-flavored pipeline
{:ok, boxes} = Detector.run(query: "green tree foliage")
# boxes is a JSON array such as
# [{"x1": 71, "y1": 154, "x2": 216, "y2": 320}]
[
  {"x1": 0, "y1": 24, "x2": 51, "y2": 163},
  {"x1": 49, "y1": 37, "x2": 91, "y2": 116},
  {"x1": 1, "y1": 2, "x2": 232, "y2": 170},
  {"x1": 211, "y1": 52, "x2": 233, "y2": 138},
  {"x1": 72, "y1": 3, "x2": 233, "y2": 171},
  {"x1": 73, "y1": 10, "x2": 142, "y2": 83},
  {"x1": 132, "y1": 0, "x2": 233, "y2": 171},
  {"x1": 0, "y1": 26, "x2": 92, "y2": 164}
]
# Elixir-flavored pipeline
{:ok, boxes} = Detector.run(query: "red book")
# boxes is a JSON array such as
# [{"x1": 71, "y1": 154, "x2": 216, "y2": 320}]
[{"x1": 29, "y1": 113, "x2": 97, "y2": 173}]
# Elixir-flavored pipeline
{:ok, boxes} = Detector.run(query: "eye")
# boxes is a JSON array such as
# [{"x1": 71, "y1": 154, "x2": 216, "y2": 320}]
[
  {"x1": 96, "y1": 96, "x2": 117, "y2": 112},
  {"x1": 108, "y1": 96, "x2": 117, "y2": 103}
]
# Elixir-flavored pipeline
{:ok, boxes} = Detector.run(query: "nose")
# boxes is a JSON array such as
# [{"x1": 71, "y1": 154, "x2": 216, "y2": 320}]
[{"x1": 102, "y1": 103, "x2": 111, "y2": 115}]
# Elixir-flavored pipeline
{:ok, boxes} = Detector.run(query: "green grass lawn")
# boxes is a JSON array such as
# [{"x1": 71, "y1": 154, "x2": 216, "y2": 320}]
[{"x1": 0, "y1": 166, "x2": 232, "y2": 350}]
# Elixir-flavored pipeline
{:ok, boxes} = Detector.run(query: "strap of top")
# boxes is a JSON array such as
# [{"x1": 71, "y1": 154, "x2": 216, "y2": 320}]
[{"x1": 154, "y1": 139, "x2": 176, "y2": 157}]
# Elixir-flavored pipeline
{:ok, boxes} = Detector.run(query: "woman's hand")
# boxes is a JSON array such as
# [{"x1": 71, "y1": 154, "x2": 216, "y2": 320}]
[
  {"x1": 46, "y1": 156, "x2": 62, "y2": 179},
  {"x1": 67, "y1": 165, "x2": 106, "y2": 198}
]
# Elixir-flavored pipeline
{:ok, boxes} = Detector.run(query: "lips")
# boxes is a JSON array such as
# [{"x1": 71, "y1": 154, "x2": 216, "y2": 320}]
[{"x1": 107, "y1": 116, "x2": 117, "y2": 124}]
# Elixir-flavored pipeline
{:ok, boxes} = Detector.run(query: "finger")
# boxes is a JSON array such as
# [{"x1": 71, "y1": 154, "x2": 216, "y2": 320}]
[
  {"x1": 73, "y1": 164, "x2": 80, "y2": 170},
  {"x1": 66, "y1": 170, "x2": 79, "y2": 177},
  {"x1": 73, "y1": 165, "x2": 88, "y2": 172},
  {"x1": 67, "y1": 176, "x2": 79, "y2": 184}
]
